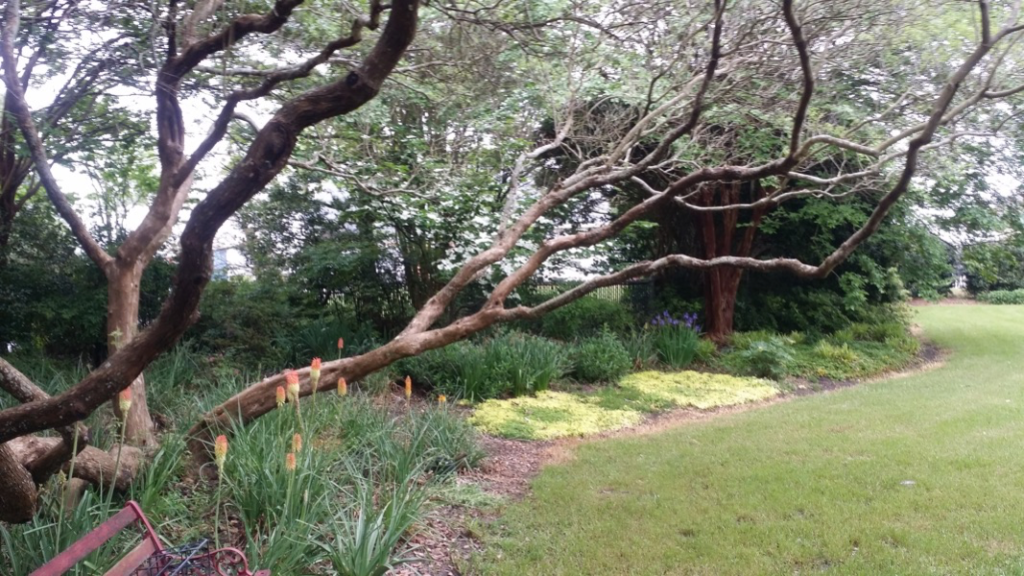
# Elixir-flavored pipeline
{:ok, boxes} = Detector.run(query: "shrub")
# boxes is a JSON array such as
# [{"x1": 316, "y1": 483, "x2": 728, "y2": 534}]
[
  {"x1": 814, "y1": 341, "x2": 860, "y2": 367},
  {"x1": 730, "y1": 337, "x2": 793, "y2": 381},
  {"x1": 570, "y1": 330, "x2": 633, "y2": 383},
  {"x1": 729, "y1": 330, "x2": 778, "y2": 349},
  {"x1": 977, "y1": 289, "x2": 1024, "y2": 304},
  {"x1": 620, "y1": 329, "x2": 657, "y2": 369},
  {"x1": 838, "y1": 321, "x2": 909, "y2": 343},
  {"x1": 398, "y1": 332, "x2": 568, "y2": 400},
  {"x1": 649, "y1": 311, "x2": 701, "y2": 369},
  {"x1": 533, "y1": 296, "x2": 635, "y2": 340},
  {"x1": 485, "y1": 331, "x2": 569, "y2": 396},
  {"x1": 963, "y1": 242, "x2": 1024, "y2": 293},
  {"x1": 396, "y1": 341, "x2": 493, "y2": 400},
  {"x1": 885, "y1": 334, "x2": 921, "y2": 357},
  {"x1": 694, "y1": 339, "x2": 718, "y2": 364}
]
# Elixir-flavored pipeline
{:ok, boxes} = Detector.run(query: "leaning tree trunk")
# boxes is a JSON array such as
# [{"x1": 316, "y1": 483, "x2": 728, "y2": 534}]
[{"x1": 107, "y1": 262, "x2": 156, "y2": 447}]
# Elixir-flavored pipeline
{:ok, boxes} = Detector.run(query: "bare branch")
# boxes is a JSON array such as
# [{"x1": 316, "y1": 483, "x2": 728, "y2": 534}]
[
  {"x1": 782, "y1": 0, "x2": 814, "y2": 156},
  {"x1": 0, "y1": 0, "x2": 113, "y2": 272}
]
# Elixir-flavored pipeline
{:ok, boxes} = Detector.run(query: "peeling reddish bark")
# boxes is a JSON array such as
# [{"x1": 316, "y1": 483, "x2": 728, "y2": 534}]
[{"x1": 697, "y1": 182, "x2": 769, "y2": 341}]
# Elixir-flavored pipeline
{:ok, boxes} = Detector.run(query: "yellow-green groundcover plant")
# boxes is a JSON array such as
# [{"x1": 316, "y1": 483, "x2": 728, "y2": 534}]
[
  {"x1": 470, "y1": 372, "x2": 779, "y2": 440},
  {"x1": 470, "y1": 391, "x2": 644, "y2": 440},
  {"x1": 620, "y1": 370, "x2": 779, "y2": 409}
]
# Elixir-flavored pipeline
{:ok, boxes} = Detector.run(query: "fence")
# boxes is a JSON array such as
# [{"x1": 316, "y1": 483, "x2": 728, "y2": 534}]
[{"x1": 533, "y1": 280, "x2": 655, "y2": 315}]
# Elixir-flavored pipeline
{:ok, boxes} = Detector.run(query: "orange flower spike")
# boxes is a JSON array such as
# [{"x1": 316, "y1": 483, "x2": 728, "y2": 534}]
[
  {"x1": 438, "y1": 394, "x2": 447, "y2": 405},
  {"x1": 214, "y1": 435, "x2": 228, "y2": 471},
  {"x1": 310, "y1": 358, "x2": 322, "y2": 393},
  {"x1": 285, "y1": 452, "x2": 296, "y2": 472},
  {"x1": 292, "y1": 433, "x2": 303, "y2": 452},
  {"x1": 117, "y1": 387, "x2": 132, "y2": 414},
  {"x1": 285, "y1": 370, "x2": 300, "y2": 403},
  {"x1": 338, "y1": 377, "x2": 348, "y2": 396},
  {"x1": 337, "y1": 337, "x2": 344, "y2": 350},
  {"x1": 275, "y1": 386, "x2": 286, "y2": 409},
  {"x1": 404, "y1": 376, "x2": 412, "y2": 400}
]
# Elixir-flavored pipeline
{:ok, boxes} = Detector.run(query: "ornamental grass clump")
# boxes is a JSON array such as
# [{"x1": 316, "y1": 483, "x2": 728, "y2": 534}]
[
  {"x1": 396, "y1": 331, "x2": 568, "y2": 401},
  {"x1": 318, "y1": 476, "x2": 427, "y2": 576},
  {"x1": 221, "y1": 409, "x2": 332, "y2": 572},
  {"x1": 650, "y1": 311, "x2": 702, "y2": 369}
]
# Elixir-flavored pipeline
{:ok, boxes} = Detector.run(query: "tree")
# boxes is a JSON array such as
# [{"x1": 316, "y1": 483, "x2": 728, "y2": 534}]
[
  {"x1": 0, "y1": 0, "x2": 148, "y2": 265},
  {"x1": 1, "y1": 0, "x2": 1023, "y2": 521},
  {"x1": 0, "y1": 0, "x2": 421, "y2": 520}
]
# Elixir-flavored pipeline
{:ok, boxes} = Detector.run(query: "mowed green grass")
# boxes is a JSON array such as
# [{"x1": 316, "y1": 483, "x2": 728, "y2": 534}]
[{"x1": 479, "y1": 306, "x2": 1024, "y2": 575}]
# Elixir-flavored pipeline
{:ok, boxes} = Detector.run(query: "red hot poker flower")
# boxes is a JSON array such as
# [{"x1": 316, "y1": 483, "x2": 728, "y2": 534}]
[
  {"x1": 214, "y1": 435, "x2": 228, "y2": 470},
  {"x1": 285, "y1": 370, "x2": 300, "y2": 402},
  {"x1": 118, "y1": 388, "x2": 132, "y2": 414}
]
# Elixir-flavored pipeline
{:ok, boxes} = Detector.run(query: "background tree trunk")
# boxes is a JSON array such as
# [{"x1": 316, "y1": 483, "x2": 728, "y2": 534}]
[
  {"x1": 698, "y1": 182, "x2": 769, "y2": 341},
  {"x1": 107, "y1": 262, "x2": 155, "y2": 447}
]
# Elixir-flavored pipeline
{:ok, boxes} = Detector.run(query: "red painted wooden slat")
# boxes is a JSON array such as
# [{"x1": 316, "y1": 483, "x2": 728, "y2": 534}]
[
  {"x1": 102, "y1": 539, "x2": 156, "y2": 576},
  {"x1": 29, "y1": 507, "x2": 139, "y2": 576}
]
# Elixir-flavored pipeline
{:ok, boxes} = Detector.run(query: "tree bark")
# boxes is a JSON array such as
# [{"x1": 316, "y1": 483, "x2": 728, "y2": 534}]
[
  {"x1": 0, "y1": 356, "x2": 90, "y2": 485},
  {"x1": 0, "y1": 441, "x2": 37, "y2": 522},
  {"x1": 8, "y1": 436, "x2": 141, "y2": 492},
  {"x1": 107, "y1": 262, "x2": 156, "y2": 447},
  {"x1": 698, "y1": 182, "x2": 768, "y2": 341}
]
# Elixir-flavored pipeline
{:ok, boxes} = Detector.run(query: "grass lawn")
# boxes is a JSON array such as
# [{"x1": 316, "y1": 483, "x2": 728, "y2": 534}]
[{"x1": 478, "y1": 306, "x2": 1024, "y2": 575}]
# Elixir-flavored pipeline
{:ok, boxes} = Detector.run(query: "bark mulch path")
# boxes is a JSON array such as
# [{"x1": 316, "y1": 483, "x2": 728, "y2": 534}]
[{"x1": 391, "y1": 339, "x2": 947, "y2": 575}]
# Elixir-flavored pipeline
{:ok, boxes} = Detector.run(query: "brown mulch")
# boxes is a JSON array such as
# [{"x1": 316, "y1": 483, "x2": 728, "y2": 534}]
[
  {"x1": 389, "y1": 435, "x2": 553, "y2": 575},
  {"x1": 389, "y1": 339, "x2": 948, "y2": 575}
]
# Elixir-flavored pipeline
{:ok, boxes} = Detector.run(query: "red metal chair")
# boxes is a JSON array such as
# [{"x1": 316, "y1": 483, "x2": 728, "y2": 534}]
[{"x1": 29, "y1": 500, "x2": 269, "y2": 576}]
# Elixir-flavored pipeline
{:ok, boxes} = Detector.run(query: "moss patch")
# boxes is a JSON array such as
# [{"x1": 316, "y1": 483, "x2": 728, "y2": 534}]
[
  {"x1": 469, "y1": 391, "x2": 644, "y2": 440},
  {"x1": 620, "y1": 370, "x2": 780, "y2": 409}
]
